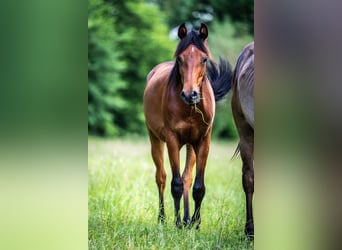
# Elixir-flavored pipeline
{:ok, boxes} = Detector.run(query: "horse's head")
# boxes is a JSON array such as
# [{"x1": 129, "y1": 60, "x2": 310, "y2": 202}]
[{"x1": 176, "y1": 23, "x2": 209, "y2": 105}]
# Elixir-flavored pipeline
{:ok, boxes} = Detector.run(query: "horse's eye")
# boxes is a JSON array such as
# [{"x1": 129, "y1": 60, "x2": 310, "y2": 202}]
[
  {"x1": 176, "y1": 57, "x2": 182, "y2": 65},
  {"x1": 202, "y1": 57, "x2": 208, "y2": 64}
]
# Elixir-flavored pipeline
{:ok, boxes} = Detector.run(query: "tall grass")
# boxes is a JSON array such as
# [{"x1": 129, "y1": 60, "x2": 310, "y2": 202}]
[{"x1": 88, "y1": 137, "x2": 253, "y2": 249}]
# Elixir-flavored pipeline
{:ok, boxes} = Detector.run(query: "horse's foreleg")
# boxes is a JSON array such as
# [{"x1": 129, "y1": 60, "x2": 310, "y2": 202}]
[
  {"x1": 240, "y1": 140, "x2": 254, "y2": 238},
  {"x1": 166, "y1": 136, "x2": 183, "y2": 228},
  {"x1": 191, "y1": 135, "x2": 211, "y2": 229},
  {"x1": 149, "y1": 130, "x2": 166, "y2": 224},
  {"x1": 182, "y1": 144, "x2": 196, "y2": 226}
]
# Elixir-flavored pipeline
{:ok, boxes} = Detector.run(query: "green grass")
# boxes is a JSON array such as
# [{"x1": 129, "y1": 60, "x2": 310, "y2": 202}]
[{"x1": 88, "y1": 137, "x2": 253, "y2": 249}]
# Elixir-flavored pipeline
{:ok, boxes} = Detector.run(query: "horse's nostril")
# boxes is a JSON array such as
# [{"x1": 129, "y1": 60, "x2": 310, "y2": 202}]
[
  {"x1": 180, "y1": 90, "x2": 200, "y2": 105},
  {"x1": 181, "y1": 91, "x2": 187, "y2": 99},
  {"x1": 191, "y1": 91, "x2": 199, "y2": 99}
]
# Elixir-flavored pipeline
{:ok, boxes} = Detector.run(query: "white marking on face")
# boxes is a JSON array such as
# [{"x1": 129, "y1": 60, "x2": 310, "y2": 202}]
[{"x1": 191, "y1": 46, "x2": 194, "y2": 53}]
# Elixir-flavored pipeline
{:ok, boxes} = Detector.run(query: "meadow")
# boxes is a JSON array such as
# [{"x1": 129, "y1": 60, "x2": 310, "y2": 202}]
[{"x1": 88, "y1": 137, "x2": 253, "y2": 249}]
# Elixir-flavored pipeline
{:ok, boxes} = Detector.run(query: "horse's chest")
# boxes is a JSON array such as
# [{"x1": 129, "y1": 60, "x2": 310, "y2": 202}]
[
  {"x1": 173, "y1": 118, "x2": 209, "y2": 142},
  {"x1": 164, "y1": 103, "x2": 213, "y2": 143}
]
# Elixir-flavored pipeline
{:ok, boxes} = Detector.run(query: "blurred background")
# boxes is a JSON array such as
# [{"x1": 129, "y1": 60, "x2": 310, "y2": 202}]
[
  {"x1": 2, "y1": 0, "x2": 341, "y2": 249},
  {"x1": 2, "y1": 0, "x2": 342, "y2": 249},
  {"x1": 88, "y1": 0, "x2": 253, "y2": 140}
]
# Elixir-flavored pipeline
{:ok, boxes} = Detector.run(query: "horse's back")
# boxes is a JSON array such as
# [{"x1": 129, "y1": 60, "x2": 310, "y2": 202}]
[
  {"x1": 144, "y1": 62, "x2": 174, "y2": 139},
  {"x1": 235, "y1": 42, "x2": 254, "y2": 129}
]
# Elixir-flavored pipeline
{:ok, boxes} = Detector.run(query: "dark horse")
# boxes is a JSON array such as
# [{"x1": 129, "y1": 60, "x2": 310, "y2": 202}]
[
  {"x1": 231, "y1": 42, "x2": 254, "y2": 237},
  {"x1": 143, "y1": 23, "x2": 232, "y2": 228}
]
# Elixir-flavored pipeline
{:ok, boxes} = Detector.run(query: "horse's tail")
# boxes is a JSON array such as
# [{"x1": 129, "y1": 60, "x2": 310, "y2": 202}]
[
  {"x1": 207, "y1": 57, "x2": 233, "y2": 102},
  {"x1": 231, "y1": 143, "x2": 240, "y2": 161}
]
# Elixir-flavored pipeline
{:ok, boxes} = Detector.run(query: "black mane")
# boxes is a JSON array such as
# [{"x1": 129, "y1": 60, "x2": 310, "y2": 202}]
[{"x1": 207, "y1": 57, "x2": 233, "y2": 101}]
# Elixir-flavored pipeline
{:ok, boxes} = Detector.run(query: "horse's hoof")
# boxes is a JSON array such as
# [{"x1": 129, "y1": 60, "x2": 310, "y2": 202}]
[
  {"x1": 245, "y1": 223, "x2": 254, "y2": 239},
  {"x1": 176, "y1": 221, "x2": 183, "y2": 229},
  {"x1": 190, "y1": 218, "x2": 201, "y2": 230},
  {"x1": 183, "y1": 220, "x2": 192, "y2": 229},
  {"x1": 158, "y1": 216, "x2": 165, "y2": 224}
]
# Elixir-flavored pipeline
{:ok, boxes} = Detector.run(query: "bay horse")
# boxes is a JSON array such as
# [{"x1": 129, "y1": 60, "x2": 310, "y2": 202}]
[
  {"x1": 231, "y1": 42, "x2": 254, "y2": 237},
  {"x1": 143, "y1": 23, "x2": 232, "y2": 229}
]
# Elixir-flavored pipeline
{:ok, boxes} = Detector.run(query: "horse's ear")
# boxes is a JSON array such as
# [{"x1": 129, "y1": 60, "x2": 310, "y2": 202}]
[
  {"x1": 199, "y1": 23, "x2": 208, "y2": 40},
  {"x1": 178, "y1": 23, "x2": 187, "y2": 39}
]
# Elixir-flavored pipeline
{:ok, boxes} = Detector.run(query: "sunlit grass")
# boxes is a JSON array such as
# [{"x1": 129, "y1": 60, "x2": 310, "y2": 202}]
[{"x1": 88, "y1": 137, "x2": 253, "y2": 249}]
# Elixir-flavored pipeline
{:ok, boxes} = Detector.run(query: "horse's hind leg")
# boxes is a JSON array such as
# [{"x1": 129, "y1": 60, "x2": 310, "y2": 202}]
[
  {"x1": 182, "y1": 144, "x2": 196, "y2": 226},
  {"x1": 148, "y1": 130, "x2": 166, "y2": 223},
  {"x1": 240, "y1": 139, "x2": 254, "y2": 238}
]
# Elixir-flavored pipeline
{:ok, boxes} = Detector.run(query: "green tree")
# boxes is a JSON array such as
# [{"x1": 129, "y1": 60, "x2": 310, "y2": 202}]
[
  {"x1": 107, "y1": 0, "x2": 175, "y2": 135},
  {"x1": 88, "y1": 0, "x2": 127, "y2": 136},
  {"x1": 89, "y1": 0, "x2": 175, "y2": 136},
  {"x1": 206, "y1": 0, "x2": 253, "y2": 34},
  {"x1": 153, "y1": 0, "x2": 253, "y2": 35}
]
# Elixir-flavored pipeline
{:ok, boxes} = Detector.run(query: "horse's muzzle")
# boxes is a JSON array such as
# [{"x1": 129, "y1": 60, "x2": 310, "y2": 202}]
[{"x1": 180, "y1": 90, "x2": 201, "y2": 105}]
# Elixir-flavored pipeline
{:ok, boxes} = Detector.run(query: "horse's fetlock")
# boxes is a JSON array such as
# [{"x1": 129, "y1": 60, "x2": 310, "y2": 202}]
[
  {"x1": 171, "y1": 178, "x2": 183, "y2": 199},
  {"x1": 192, "y1": 183, "x2": 205, "y2": 200}
]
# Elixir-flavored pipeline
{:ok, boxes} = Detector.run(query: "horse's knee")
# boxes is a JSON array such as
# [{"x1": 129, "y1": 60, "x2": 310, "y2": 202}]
[
  {"x1": 171, "y1": 177, "x2": 183, "y2": 199},
  {"x1": 192, "y1": 183, "x2": 205, "y2": 201}
]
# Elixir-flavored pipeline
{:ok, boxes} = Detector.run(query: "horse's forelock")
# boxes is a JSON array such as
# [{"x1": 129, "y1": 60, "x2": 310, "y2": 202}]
[{"x1": 174, "y1": 30, "x2": 208, "y2": 57}]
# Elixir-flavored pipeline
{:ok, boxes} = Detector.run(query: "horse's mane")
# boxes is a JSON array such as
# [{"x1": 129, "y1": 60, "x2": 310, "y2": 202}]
[{"x1": 207, "y1": 58, "x2": 233, "y2": 101}]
